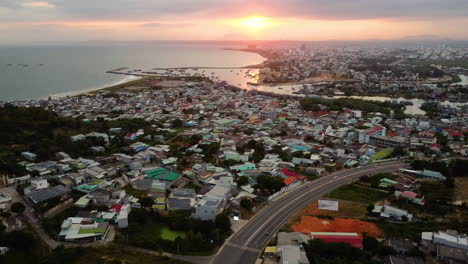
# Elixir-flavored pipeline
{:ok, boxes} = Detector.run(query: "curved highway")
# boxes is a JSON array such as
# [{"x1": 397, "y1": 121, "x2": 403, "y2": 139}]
[{"x1": 211, "y1": 161, "x2": 408, "y2": 264}]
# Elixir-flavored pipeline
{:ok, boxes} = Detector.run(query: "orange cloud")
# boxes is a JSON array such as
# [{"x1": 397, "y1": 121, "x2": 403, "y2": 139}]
[{"x1": 22, "y1": 1, "x2": 56, "y2": 8}]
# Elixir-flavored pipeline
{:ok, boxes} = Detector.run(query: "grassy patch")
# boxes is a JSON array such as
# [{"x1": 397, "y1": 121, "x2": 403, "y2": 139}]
[
  {"x1": 370, "y1": 148, "x2": 393, "y2": 160},
  {"x1": 100, "y1": 77, "x2": 152, "y2": 93},
  {"x1": 133, "y1": 223, "x2": 187, "y2": 242},
  {"x1": 159, "y1": 225, "x2": 187, "y2": 241},
  {"x1": 324, "y1": 184, "x2": 390, "y2": 204}
]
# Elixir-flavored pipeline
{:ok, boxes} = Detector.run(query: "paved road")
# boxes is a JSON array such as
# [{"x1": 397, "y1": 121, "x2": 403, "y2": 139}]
[
  {"x1": 211, "y1": 161, "x2": 408, "y2": 264},
  {"x1": 0, "y1": 186, "x2": 115, "y2": 249},
  {"x1": 1, "y1": 161, "x2": 407, "y2": 264}
]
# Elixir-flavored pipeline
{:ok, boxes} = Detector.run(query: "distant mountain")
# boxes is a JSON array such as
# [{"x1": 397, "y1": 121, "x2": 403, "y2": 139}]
[{"x1": 399, "y1": 35, "x2": 447, "y2": 41}]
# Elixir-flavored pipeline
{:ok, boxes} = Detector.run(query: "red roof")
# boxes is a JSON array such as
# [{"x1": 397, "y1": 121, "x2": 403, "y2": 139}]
[
  {"x1": 280, "y1": 168, "x2": 299, "y2": 177},
  {"x1": 313, "y1": 235, "x2": 363, "y2": 249},
  {"x1": 283, "y1": 176, "x2": 297, "y2": 186},
  {"x1": 355, "y1": 121, "x2": 365, "y2": 127},
  {"x1": 125, "y1": 133, "x2": 135, "y2": 138},
  {"x1": 111, "y1": 204, "x2": 123, "y2": 213},
  {"x1": 401, "y1": 191, "x2": 418, "y2": 199},
  {"x1": 448, "y1": 131, "x2": 464, "y2": 138},
  {"x1": 430, "y1": 144, "x2": 441, "y2": 149},
  {"x1": 313, "y1": 111, "x2": 330, "y2": 118},
  {"x1": 296, "y1": 175, "x2": 306, "y2": 181},
  {"x1": 281, "y1": 169, "x2": 306, "y2": 184},
  {"x1": 366, "y1": 126, "x2": 385, "y2": 135}
]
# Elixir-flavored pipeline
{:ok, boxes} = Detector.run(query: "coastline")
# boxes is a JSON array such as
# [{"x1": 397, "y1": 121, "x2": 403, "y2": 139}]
[
  {"x1": 222, "y1": 48, "x2": 271, "y2": 59},
  {"x1": 222, "y1": 48, "x2": 271, "y2": 69},
  {"x1": 49, "y1": 75, "x2": 142, "y2": 99},
  {"x1": 55, "y1": 48, "x2": 266, "y2": 99}
]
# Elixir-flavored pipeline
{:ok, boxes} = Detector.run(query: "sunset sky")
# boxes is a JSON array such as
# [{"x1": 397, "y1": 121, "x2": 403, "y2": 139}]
[{"x1": 1, "y1": 0, "x2": 468, "y2": 44}]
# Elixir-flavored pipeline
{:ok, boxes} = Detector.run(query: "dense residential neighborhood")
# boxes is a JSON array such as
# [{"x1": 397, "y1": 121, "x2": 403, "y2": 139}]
[{"x1": 1, "y1": 44, "x2": 468, "y2": 264}]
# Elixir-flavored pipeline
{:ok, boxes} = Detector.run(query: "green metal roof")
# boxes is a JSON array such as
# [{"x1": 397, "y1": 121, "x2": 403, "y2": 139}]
[
  {"x1": 78, "y1": 228, "x2": 106, "y2": 234},
  {"x1": 145, "y1": 168, "x2": 180, "y2": 181},
  {"x1": 144, "y1": 168, "x2": 166, "y2": 174},
  {"x1": 214, "y1": 119, "x2": 241, "y2": 126},
  {"x1": 75, "y1": 196, "x2": 92, "y2": 207}
]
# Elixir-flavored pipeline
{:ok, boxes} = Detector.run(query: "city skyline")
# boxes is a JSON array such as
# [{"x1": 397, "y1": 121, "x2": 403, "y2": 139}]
[{"x1": 1, "y1": 0, "x2": 468, "y2": 44}]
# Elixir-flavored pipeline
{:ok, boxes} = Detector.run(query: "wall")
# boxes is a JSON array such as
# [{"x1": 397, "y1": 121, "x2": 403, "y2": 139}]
[{"x1": 43, "y1": 198, "x2": 74, "y2": 219}]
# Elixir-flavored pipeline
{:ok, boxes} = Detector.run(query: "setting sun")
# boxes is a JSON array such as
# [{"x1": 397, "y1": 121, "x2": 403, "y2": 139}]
[{"x1": 238, "y1": 17, "x2": 272, "y2": 30}]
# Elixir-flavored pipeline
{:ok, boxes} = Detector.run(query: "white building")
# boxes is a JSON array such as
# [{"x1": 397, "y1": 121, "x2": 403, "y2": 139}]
[
  {"x1": 192, "y1": 198, "x2": 222, "y2": 221},
  {"x1": 260, "y1": 109, "x2": 277, "y2": 121},
  {"x1": 30, "y1": 178, "x2": 50, "y2": 190},
  {"x1": 117, "y1": 204, "x2": 131, "y2": 228},
  {"x1": 373, "y1": 205, "x2": 413, "y2": 221},
  {"x1": 0, "y1": 192, "x2": 12, "y2": 210},
  {"x1": 192, "y1": 185, "x2": 231, "y2": 221},
  {"x1": 422, "y1": 231, "x2": 468, "y2": 250}
]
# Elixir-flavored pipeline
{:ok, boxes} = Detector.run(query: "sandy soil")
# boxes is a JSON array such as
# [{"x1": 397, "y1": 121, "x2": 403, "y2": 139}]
[{"x1": 292, "y1": 216, "x2": 382, "y2": 238}]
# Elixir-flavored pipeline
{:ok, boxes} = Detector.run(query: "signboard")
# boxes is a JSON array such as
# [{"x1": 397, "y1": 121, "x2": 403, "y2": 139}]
[{"x1": 318, "y1": 199, "x2": 339, "y2": 211}]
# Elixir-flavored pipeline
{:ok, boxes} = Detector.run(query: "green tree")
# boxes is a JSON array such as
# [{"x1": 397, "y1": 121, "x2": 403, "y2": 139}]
[
  {"x1": 237, "y1": 176, "x2": 249, "y2": 186},
  {"x1": 255, "y1": 175, "x2": 285, "y2": 193},
  {"x1": 172, "y1": 119, "x2": 183, "y2": 128},
  {"x1": 215, "y1": 213, "x2": 231, "y2": 234},
  {"x1": 10, "y1": 202, "x2": 25, "y2": 214},
  {"x1": 139, "y1": 197, "x2": 154, "y2": 208},
  {"x1": 240, "y1": 198, "x2": 252, "y2": 211},
  {"x1": 0, "y1": 223, "x2": 5, "y2": 236}
]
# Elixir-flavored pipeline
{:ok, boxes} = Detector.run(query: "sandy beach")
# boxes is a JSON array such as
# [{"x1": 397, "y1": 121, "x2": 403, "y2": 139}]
[{"x1": 49, "y1": 75, "x2": 142, "y2": 99}]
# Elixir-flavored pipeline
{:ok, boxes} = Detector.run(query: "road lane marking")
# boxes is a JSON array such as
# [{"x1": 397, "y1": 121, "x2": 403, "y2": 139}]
[
  {"x1": 226, "y1": 242, "x2": 261, "y2": 253},
  {"x1": 211, "y1": 162, "x2": 407, "y2": 264},
  {"x1": 230, "y1": 162, "x2": 404, "y2": 244},
  {"x1": 248, "y1": 164, "x2": 406, "y2": 248},
  {"x1": 244, "y1": 163, "x2": 404, "y2": 246}
]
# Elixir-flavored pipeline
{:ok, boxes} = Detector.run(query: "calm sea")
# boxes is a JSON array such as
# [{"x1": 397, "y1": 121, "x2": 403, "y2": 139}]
[{"x1": 0, "y1": 43, "x2": 264, "y2": 101}]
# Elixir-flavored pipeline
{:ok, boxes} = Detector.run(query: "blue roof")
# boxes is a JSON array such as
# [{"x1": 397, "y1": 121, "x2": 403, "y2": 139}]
[
  {"x1": 291, "y1": 145, "x2": 308, "y2": 151},
  {"x1": 418, "y1": 170, "x2": 446, "y2": 180}
]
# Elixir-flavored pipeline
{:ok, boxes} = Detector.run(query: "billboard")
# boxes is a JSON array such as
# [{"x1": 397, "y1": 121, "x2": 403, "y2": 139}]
[{"x1": 318, "y1": 199, "x2": 339, "y2": 211}]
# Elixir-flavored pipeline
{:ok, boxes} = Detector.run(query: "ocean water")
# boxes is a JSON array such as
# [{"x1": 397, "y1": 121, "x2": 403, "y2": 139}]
[{"x1": 0, "y1": 43, "x2": 264, "y2": 101}]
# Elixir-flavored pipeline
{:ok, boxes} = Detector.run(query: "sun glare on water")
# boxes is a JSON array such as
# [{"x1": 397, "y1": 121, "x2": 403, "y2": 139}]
[{"x1": 238, "y1": 17, "x2": 271, "y2": 30}]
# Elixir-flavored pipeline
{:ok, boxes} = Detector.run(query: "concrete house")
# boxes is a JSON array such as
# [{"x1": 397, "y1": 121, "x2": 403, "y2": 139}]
[
  {"x1": 192, "y1": 185, "x2": 231, "y2": 221},
  {"x1": 373, "y1": 205, "x2": 413, "y2": 222}
]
